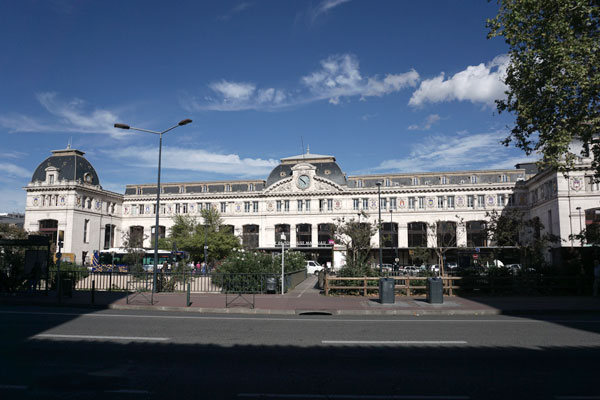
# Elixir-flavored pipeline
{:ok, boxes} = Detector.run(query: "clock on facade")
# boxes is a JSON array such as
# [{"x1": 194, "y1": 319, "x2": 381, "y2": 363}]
[{"x1": 296, "y1": 174, "x2": 310, "y2": 189}]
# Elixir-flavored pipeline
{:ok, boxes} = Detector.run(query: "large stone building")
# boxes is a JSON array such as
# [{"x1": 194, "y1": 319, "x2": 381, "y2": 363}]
[{"x1": 23, "y1": 147, "x2": 600, "y2": 266}]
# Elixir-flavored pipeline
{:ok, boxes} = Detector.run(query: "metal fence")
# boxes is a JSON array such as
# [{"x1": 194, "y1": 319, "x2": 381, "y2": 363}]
[{"x1": 0, "y1": 268, "x2": 308, "y2": 294}]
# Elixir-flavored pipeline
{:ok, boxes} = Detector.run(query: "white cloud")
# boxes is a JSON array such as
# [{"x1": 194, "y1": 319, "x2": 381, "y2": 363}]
[
  {"x1": 217, "y1": 2, "x2": 253, "y2": 21},
  {"x1": 375, "y1": 129, "x2": 537, "y2": 173},
  {"x1": 0, "y1": 93, "x2": 129, "y2": 139},
  {"x1": 311, "y1": 0, "x2": 351, "y2": 20},
  {"x1": 409, "y1": 55, "x2": 509, "y2": 107},
  {"x1": 302, "y1": 54, "x2": 419, "y2": 104},
  {"x1": 106, "y1": 146, "x2": 278, "y2": 177},
  {"x1": 407, "y1": 114, "x2": 441, "y2": 131},
  {"x1": 187, "y1": 54, "x2": 419, "y2": 111},
  {"x1": 0, "y1": 188, "x2": 26, "y2": 213},
  {"x1": 0, "y1": 162, "x2": 31, "y2": 179}
]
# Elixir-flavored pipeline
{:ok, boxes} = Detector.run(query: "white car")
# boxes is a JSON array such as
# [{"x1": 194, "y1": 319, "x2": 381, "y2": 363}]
[{"x1": 306, "y1": 260, "x2": 324, "y2": 275}]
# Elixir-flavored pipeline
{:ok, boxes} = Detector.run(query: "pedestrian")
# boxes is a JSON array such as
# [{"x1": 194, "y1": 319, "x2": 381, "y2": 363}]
[
  {"x1": 201, "y1": 261, "x2": 206, "y2": 275},
  {"x1": 594, "y1": 259, "x2": 600, "y2": 297},
  {"x1": 195, "y1": 261, "x2": 201, "y2": 275}
]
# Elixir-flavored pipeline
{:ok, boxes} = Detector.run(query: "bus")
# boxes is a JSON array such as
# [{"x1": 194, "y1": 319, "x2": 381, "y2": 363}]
[{"x1": 92, "y1": 248, "x2": 189, "y2": 272}]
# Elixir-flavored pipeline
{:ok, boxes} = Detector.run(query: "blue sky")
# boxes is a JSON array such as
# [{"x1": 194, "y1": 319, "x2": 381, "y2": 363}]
[{"x1": 0, "y1": 0, "x2": 535, "y2": 212}]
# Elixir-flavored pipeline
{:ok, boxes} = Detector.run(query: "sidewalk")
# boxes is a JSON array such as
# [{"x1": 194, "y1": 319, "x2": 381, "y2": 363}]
[{"x1": 1, "y1": 276, "x2": 599, "y2": 315}]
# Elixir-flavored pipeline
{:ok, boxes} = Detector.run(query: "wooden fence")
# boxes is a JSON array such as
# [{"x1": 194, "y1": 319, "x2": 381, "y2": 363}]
[
  {"x1": 324, "y1": 275, "x2": 590, "y2": 296},
  {"x1": 324, "y1": 276, "x2": 461, "y2": 296}
]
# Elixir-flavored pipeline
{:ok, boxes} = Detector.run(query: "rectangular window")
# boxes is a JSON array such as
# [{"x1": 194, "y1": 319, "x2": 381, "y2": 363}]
[
  {"x1": 305, "y1": 199, "x2": 311, "y2": 211},
  {"x1": 298, "y1": 200, "x2": 303, "y2": 211},
  {"x1": 248, "y1": 183, "x2": 254, "y2": 191},
  {"x1": 467, "y1": 195, "x2": 474, "y2": 208},
  {"x1": 385, "y1": 178, "x2": 391, "y2": 187},
  {"x1": 285, "y1": 200, "x2": 290, "y2": 212},
  {"x1": 389, "y1": 197, "x2": 397, "y2": 210},
  {"x1": 225, "y1": 184, "x2": 231, "y2": 192},
  {"x1": 220, "y1": 202, "x2": 227, "y2": 213},
  {"x1": 471, "y1": 175, "x2": 477, "y2": 184},
  {"x1": 362, "y1": 198, "x2": 369, "y2": 209},
  {"x1": 276, "y1": 200, "x2": 282, "y2": 212},
  {"x1": 83, "y1": 219, "x2": 89, "y2": 243},
  {"x1": 49, "y1": 175, "x2": 55, "y2": 184},
  {"x1": 175, "y1": 203, "x2": 181, "y2": 214},
  {"x1": 205, "y1": 202, "x2": 211, "y2": 211},
  {"x1": 413, "y1": 177, "x2": 419, "y2": 185},
  {"x1": 447, "y1": 196, "x2": 455, "y2": 209},
  {"x1": 244, "y1": 201, "x2": 251, "y2": 213},
  {"x1": 502, "y1": 174, "x2": 508, "y2": 183},
  {"x1": 353, "y1": 199, "x2": 359, "y2": 210},
  {"x1": 319, "y1": 199, "x2": 325, "y2": 212},
  {"x1": 139, "y1": 204, "x2": 145, "y2": 215},
  {"x1": 477, "y1": 195, "x2": 485, "y2": 208},
  {"x1": 183, "y1": 203, "x2": 188, "y2": 214},
  {"x1": 380, "y1": 198, "x2": 387, "y2": 210},
  {"x1": 497, "y1": 194, "x2": 505, "y2": 206},
  {"x1": 437, "y1": 196, "x2": 444, "y2": 208},
  {"x1": 441, "y1": 176, "x2": 447, "y2": 185},
  {"x1": 356, "y1": 180, "x2": 363, "y2": 188},
  {"x1": 418, "y1": 196, "x2": 425, "y2": 209},
  {"x1": 408, "y1": 197, "x2": 415, "y2": 209},
  {"x1": 327, "y1": 199, "x2": 333, "y2": 211},
  {"x1": 161, "y1": 205, "x2": 166, "y2": 214},
  {"x1": 508, "y1": 194, "x2": 514, "y2": 206},
  {"x1": 253, "y1": 201, "x2": 259, "y2": 212}
]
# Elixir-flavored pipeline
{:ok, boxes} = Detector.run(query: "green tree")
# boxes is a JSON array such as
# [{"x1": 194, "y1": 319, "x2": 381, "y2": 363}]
[
  {"x1": 488, "y1": 0, "x2": 600, "y2": 176},
  {"x1": 484, "y1": 209, "x2": 561, "y2": 270},
  {"x1": 161, "y1": 209, "x2": 240, "y2": 263},
  {"x1": 333, "y1": 213, "x2": 377, "y2": 276}
]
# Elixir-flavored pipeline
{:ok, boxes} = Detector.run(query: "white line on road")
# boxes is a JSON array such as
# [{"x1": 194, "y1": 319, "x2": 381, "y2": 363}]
[
  {"x1": 322, "y1": 340, "x2": 468, "y2": 345},
  {"x1": 3, "y1": 310, "x2": 599, "y2": 324},
  {"x1": 555, "y1": 397, "x2": 600, "y2": 399},
  {"x1": 238, "y1": 394, "x2": 470, "y2": 399},
  {"x1": 32, "y1": 334, "x2": 169, "y2": 341}
]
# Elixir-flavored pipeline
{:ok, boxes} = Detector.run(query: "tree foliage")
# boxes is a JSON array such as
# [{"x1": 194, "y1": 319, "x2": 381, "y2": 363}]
[
  {"x1": 488, "y1": 0, "x2": 600, "y2": 175},
  {"x1": 333, "y1": 213, "x2": 377, "y2": 275},
  {"x1": 484, "y1": 209, "x2": 561, "y2": 269},
  {"x1": 160, "y1": 209, "x2": 240, "y2": 263}
]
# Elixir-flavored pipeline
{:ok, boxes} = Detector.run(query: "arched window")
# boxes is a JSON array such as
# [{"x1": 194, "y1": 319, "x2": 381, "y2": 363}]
[
  {"x1": 408, "y1": 222, "x2": 427, "y2": 247},
  {"x1": 129, "y1": 226, "x2": 144, "y2": 248},
  {"x1": 275, "y1": 224, "x2": 290, "y2": 245},
  {"x1": 39, "y1": 219, "x2": 58, "y2": 244},
  {"x1": 466, "y1": 221, "x2": 487, "y2": 247},
  {"x1": 437, "y1": 221, "x2": 457, "y2": 248},
  {"x1": 242, "y1": 225, "x2": 259, "y2": 249},
  {"x1": 318, "y1": 223, "x2": 334, "y2": 247},
  {"x1": 150, "y1": 225, "x2": 166, "y2": 247},
  {"x1": 296, "y1": 224, "x2": 312, "y2": 247}
]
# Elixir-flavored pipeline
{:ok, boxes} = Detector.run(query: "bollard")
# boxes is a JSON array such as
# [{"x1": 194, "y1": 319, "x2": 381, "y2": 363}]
[
  {"x1": 186, "y1": 283, "x2": 191, "y2": 307},
  {"x1": 91, "y1": 280, "x2": 95, "y2": 305}
]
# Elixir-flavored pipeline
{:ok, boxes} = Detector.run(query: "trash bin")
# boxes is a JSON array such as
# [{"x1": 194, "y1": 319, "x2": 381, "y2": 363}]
[
  {"x1": 427, "y1": 277, "x2": 443, "y2": 304},
  {"x1": 379, "y1": 277, "x2": 395, "y2": 304},
  {"x1": 266, "y1": 277, "x2": 277, "y2": 294}
]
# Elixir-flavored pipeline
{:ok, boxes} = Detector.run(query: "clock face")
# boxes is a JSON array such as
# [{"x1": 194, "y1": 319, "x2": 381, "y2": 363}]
[{"x1": 297, "y1": 174, "x2": 310, "y2": 189}]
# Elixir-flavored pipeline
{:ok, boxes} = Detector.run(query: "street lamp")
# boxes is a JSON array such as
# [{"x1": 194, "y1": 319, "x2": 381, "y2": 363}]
[
  {"x1": 576, "y1": 206, "x2": 583, "y2": 246},
  {"x1": 376, "y1": 182, "x2": 383, "y2": 272},
  {"x1": 390, "y1": 208, "x2": 398, "y2": 266},
  {"x1": 281, "y1": 233, "x2": 286, "y2": 295},
  {"x1": 114, "y1": 118, "x2": 192, "y2": 304}
]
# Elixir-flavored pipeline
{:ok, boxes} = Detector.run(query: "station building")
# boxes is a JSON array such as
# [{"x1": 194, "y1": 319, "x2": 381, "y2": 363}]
[{"x1": 23, "y1": 147, "x2": 600, "y2": 267}]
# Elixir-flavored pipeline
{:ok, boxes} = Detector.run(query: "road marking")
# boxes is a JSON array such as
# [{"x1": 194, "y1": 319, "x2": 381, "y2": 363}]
[
  {"x1": 239, "y1": 394, "x2": 469, "y2": 399},
  {"x1": 32, "y1": 334, "x2": 169, "y2": 341},
  {"x1": 322, "y1": 340, "x2": 468, "y2": 345},
  {"x1": 0, "y1": 385, "x2": 27, "y2": 390},
  {"x1": 2, "y1": 310, "x2": 600, "y2": 324}
]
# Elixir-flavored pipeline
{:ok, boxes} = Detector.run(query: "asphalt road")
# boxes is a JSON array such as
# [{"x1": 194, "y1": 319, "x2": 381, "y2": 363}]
[{"x1": 1, "y1": 305, "x2": 600, "y2": 399}]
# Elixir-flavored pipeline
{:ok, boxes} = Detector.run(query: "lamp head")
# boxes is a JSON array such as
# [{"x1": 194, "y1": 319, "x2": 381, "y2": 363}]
[
  {"x1": 114, "y1": 123, "x2": 130, "y2": 129},
  {"x1": 375, "y1": 181, "x2": 382, "y2": 187},
  {"x1": 178, "y1": 119, "x2": 193, "y2": 126}
]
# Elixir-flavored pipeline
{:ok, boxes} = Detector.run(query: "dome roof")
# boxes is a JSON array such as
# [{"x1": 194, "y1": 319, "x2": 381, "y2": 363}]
[
  {"x1": 31, "y1": 148, "x2": 100, "y2": 185},
  {"x1": 266, "y1": 151, "x2": 347, "y2": 187}
]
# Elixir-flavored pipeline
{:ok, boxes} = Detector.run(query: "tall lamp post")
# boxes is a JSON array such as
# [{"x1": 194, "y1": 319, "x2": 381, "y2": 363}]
[
  {"x1": 390, "y1": 208, "x2": 398, "y2": 266},
  {"x1": 376, "y1": 182, "x2": 383, "y2": 271},
  {"x1": 576, "y1": 206, "x2": 583, "y2": 246},
  {"x1": 114, "y1": 119, "x2": 192, "y2": 304}
]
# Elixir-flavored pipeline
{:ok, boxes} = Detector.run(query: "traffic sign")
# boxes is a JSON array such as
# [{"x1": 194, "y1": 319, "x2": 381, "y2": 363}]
[
  {"x1": 475, "y1": 247, "x2": 480, "y2": 253},
  {"x1": 473, "y1": 254, "x2": 478, "y2": 259}
]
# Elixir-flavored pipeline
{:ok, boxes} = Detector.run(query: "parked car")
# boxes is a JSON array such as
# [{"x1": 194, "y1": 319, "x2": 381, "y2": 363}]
[
  {"x1": 306, "y1": 260, "x2": 324, "y2": 275},
  {"x1": 401, "y1": 265, "x2": 421, "y2": 275},
  {"x1": 378, "y1": 264, "x2": 394, "y2": 272},
  {"x1": 505, "y1": 264, "x2": 523, "y2": 273},
  {"x1": 446, "y1": 263, "x2": 458, "y2": 270}
]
